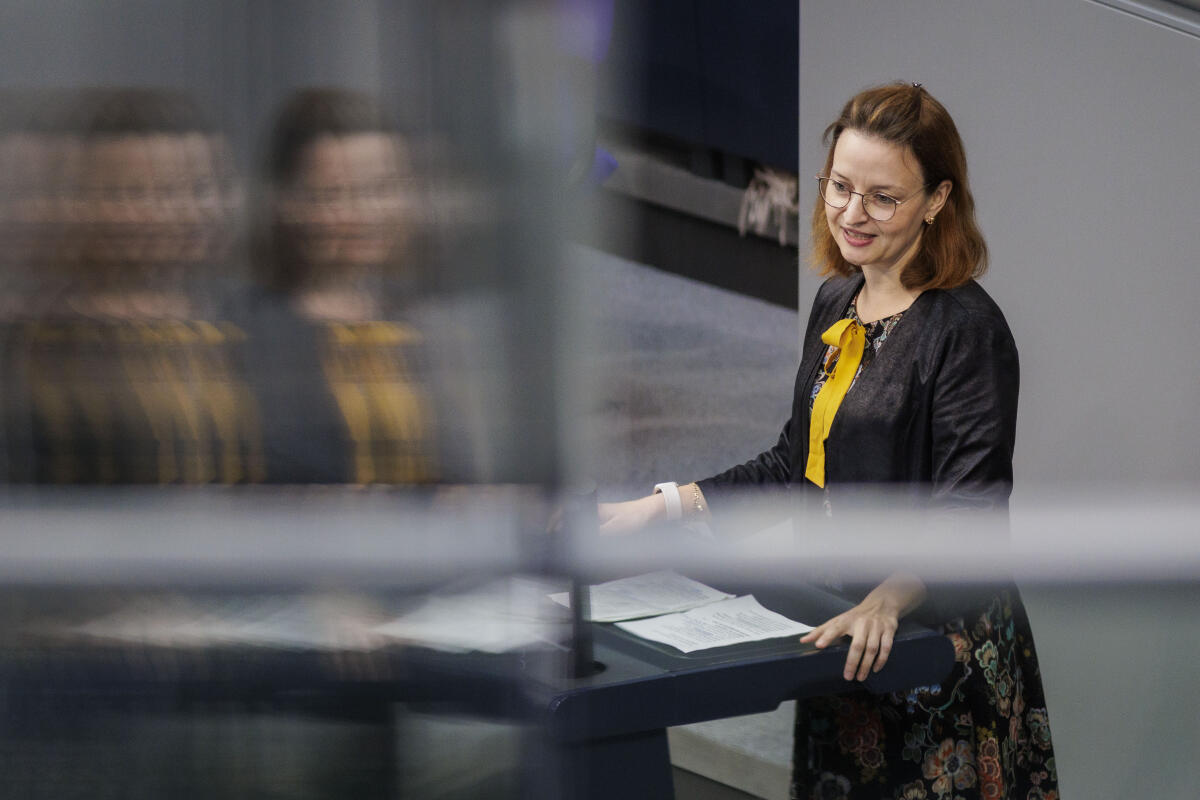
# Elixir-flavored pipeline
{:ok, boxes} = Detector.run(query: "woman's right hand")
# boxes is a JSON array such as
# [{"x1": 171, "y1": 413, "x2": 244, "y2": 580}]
[{"x1": 597, "y1": 493, "x2": 667, "y2": 535}]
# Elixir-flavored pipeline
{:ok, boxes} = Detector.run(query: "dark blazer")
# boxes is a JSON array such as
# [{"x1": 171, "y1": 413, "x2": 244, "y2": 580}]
[
  {"x1": 698, "y1": 274, "x2": 1018, "y2": 508},
  {"x1": 696, "y1": 275, "x2": 1020, "y2": 622}
]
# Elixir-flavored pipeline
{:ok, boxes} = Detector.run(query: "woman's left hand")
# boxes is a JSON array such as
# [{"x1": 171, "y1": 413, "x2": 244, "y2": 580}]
[{"x1": 799, "y1": 572, "x2": 927, "y2": 682}]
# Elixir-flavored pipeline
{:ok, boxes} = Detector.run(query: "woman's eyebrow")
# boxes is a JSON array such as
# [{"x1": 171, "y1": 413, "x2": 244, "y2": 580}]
[{"x1": 830, "y1": 170, "x2": 901, "y2": 193}]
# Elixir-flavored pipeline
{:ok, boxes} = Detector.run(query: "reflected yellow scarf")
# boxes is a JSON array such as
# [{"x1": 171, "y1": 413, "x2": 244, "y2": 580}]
[{"x1": 805, "y1": 318, "x2": 865, "y2": 488}]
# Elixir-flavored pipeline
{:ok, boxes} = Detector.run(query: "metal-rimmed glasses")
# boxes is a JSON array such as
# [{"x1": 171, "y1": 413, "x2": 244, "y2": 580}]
[{"x1": 815, "y1": 176, "x2": 928, "y2": 222}]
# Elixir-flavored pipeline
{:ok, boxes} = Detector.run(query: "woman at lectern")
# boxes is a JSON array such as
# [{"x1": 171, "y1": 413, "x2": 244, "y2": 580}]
[{"x1": 599, "y1": 83, "x2": 1058, "y2": 800}]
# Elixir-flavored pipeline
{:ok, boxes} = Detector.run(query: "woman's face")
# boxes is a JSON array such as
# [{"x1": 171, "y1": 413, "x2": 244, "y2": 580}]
[
  {"x1": 275, "y1": 132, "x2": 410, "y2": 272},
  {"x1": 71, "y1": 132, "x2": 231, "y2": 268},
  {"x1": 824, "y1": 129, "x2": 950, "y2": 278}
]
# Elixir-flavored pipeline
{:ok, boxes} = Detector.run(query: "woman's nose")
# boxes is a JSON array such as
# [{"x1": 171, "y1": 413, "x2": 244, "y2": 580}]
[{"x1": 841, "y1": 192, "x2": 870, "y2": 224}]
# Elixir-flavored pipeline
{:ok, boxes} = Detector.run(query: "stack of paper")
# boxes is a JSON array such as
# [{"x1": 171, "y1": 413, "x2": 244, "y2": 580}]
[
  {"x1": 549, "y1": 570, "x2": 735, "y2": 622},
  {"x1": 552, "y1": 571, "x2": 814, "y2": 654},
  {"x1": 616, "y1": 594, "x2": 813, "y2": 653}
]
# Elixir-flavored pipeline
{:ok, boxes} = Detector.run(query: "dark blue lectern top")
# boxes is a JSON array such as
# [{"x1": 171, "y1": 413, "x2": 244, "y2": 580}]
[
  {"x1": 533, "y1": 581, "x2": 955, "y2": 743},
  {"x1": 0, "y1": 579, "x2": 952, "y2": 746}
]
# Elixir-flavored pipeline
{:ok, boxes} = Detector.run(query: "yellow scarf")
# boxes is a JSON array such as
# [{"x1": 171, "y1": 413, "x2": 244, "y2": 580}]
[{"x1": 805, "y1": 318, "x2": 865, "y2": 488}]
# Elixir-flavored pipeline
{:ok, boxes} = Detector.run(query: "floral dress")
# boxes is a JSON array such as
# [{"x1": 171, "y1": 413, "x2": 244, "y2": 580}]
[{"x1": 793, "y1": 303, "x2": 1059, "y2": 800}]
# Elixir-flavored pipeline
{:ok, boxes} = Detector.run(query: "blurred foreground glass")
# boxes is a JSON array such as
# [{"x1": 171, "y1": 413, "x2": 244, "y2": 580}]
[{"x1": 0, "y1": 1, "x2": 605, "y2": 798}]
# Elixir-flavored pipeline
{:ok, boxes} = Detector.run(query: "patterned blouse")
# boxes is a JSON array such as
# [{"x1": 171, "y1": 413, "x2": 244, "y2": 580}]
[
  {"x1": 808, "y1": 300, "x2": 905, "y2": 518},
  {"x1": 809, "y1": 299, "x2": 906, "y2": 411}
]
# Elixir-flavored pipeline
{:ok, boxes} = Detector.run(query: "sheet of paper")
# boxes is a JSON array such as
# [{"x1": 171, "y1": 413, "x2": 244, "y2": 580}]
[
  {"x1": 548, "y1": 570, "x2": 735, "y2": 622},
  {"x1": 615, "y1": 595, "x2": 814, "y2": 653}
]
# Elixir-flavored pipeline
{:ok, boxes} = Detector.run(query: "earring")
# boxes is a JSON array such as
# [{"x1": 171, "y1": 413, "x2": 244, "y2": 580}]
[{"x1": 924, "y1": 215, "x2": 935, "y2": 225}]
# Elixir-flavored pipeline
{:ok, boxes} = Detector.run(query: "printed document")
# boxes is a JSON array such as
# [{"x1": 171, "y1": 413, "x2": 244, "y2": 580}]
[
  {"x1": 548, "y1": 570, "x2": 735, "y2": 622},
  {"x1": 615, "y1": 595, "x2": 813, "y2": 653}
]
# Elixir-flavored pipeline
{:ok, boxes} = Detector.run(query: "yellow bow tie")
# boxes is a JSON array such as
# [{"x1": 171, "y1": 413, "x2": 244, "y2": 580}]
[{"x1": 805, "y1": 318, "x2": 865, "y2": 488}]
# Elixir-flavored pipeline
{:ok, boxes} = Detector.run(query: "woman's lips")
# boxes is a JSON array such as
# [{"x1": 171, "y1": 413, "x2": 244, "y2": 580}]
[{"x1": 842, "y1": 228, "x2": 875, "y2": 247}]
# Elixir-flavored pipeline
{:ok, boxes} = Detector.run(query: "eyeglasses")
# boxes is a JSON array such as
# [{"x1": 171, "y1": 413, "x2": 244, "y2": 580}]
[{"x1": 815, "y1": 176, "x2": 927, "y2": 222}]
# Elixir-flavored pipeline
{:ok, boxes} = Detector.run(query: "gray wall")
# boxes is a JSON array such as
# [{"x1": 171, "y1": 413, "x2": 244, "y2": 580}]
[
  {"x1": 801, "y1": 3, "x2": 1200, "y2": 797},
  {"x1": 799, "y1": 0, "x2": 1200, "y2": 489}
]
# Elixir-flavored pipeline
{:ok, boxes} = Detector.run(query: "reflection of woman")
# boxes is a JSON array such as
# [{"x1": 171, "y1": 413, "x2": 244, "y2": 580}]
[
  {"x1": 601, "y1": 84, "x2": 1057, "y2": 799},
  {"x1": 243, "y1": 89, "x2": 436, "y2": 484},
  {"x1": 0, "y1": 88, "x2": 262, "y2": 484}
]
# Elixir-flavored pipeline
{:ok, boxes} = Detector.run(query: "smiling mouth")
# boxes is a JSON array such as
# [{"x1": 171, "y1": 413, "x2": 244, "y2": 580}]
[{"x1": 842, "y1": 228, "x2": 876, "y2": 246}]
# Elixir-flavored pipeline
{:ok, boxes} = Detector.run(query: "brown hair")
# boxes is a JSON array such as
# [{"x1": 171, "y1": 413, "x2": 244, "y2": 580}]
[
  {"x1": 810, "y1": 82, "x2": 987, "y2": 291},
  {"x1": 257, "y1": 88, "x2": 406, "y2": 293},
  {"x1": 265, "y1": 88, "x2": 397, "y2": 187}
]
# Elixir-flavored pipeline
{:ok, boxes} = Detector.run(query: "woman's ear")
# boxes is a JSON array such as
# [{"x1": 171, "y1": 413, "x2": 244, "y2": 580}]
[{"x1": 926, "y1": 179, "x2": 952, "y2": 218}]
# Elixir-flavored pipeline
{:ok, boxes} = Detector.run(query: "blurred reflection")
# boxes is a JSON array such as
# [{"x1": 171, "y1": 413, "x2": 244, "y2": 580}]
[
  {"x1": 240, "y1": 88, "x2": 437, "y2": 484},
  {"x1": 0, "y1": 2, "x2": 593, "y2": 797},
  {"x1": 0, "y1": 88, "x2": 260, "y2": 484},
  {"x1": 0, "y1": 87, "x2": 451, "y2": 487},
  {"x1": 65, "y1": 88, "x2": 239, "y2": 300},
  {"x1": 0, "y1": 89, "x2": 66, "y2": 289},
  {"x1": 262, "y1": 89, "x2": 414, "y2": 307},
  {"x1": 0, "y1": 484, "x2": 551, "y2": 800},
  {"x1": 0, "y1": 71, "x2": 544, "y2": 794}
]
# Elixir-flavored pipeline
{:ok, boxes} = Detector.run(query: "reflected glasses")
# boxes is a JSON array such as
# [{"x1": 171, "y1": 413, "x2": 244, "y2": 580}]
[{"x1": 815, "y1": 176, "x2": 927, "y2": 222}]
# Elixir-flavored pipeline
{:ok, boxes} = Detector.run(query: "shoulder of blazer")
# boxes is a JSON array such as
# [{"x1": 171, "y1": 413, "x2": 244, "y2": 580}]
[{"x1": 923, "y1": 280, "x2": 1015, "y2": 343}]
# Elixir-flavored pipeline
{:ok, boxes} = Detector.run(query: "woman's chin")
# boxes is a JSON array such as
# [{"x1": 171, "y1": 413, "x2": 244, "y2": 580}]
[{"x1": 837, "y1": 249, "x2": 868, "y2": 269}]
